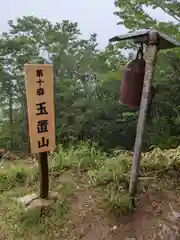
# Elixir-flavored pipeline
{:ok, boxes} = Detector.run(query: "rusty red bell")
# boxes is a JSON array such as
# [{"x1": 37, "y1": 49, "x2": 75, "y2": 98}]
[{"x1": 120, "y1": 57, "x2": 146, "y2": 109}]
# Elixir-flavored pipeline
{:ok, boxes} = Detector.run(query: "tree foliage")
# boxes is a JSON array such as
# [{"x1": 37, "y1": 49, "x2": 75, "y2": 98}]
[{"x1": 0, "y1": 0, "x2": 180, "y2": 152}]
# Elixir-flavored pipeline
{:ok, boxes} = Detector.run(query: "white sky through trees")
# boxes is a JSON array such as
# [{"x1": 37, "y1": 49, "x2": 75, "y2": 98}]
[{"x1": 0, "y1": 0, "x2": 175, "y2": 49}]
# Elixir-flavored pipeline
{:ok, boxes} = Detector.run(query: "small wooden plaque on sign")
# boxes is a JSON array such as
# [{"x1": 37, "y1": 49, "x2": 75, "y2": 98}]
[{"x1": 24, "y1": 64, "x2": 55, "y2": 153}]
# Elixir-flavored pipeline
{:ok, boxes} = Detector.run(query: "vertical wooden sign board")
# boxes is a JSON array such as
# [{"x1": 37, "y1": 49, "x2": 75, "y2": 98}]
[{"x1": 24, "y1": 64, "x2": 55, "y2": 198}]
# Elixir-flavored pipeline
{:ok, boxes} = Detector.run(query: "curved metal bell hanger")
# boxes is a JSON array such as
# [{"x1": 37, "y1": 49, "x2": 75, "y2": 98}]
[{"x1": 136, "y1": 42, "x2": 144, "y2": 59}]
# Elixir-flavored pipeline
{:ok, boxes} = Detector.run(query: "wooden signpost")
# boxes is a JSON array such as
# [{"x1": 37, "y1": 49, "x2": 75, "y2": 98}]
[
  {"x1": 24, "y1": 64, "x2": 55, "y2": 199},
  {"x1": 109, "y1": 29, "x2": 180, "y2": 208}
]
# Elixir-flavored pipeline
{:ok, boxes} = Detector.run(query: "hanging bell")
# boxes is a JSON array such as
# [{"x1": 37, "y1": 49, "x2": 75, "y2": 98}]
[{"x1": 120, "y1": 44, "x2": 146, "y2": 109}]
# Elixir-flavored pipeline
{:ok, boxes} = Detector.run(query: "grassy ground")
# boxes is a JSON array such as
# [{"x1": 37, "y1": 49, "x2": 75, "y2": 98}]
[{"x1": 1, "y1": 143, "x2": 180, "y2": 239}]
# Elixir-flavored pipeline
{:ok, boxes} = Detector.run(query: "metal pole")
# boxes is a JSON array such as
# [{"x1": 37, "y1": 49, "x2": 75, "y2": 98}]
[
  {"x1": 129, "y1": 31, "x2": 159, "y2": 207},
  {"x1": 38, "y1": 152, "x2": 49, "y2": 199}
]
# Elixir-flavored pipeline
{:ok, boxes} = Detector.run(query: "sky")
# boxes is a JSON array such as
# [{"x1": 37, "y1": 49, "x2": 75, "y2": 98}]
[{"x1": 0, "y1": 0, "x2": 175, "y2": 49}]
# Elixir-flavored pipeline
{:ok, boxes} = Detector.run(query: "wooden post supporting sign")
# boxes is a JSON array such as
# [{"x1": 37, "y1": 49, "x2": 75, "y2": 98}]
[{"x1": 24, "y1": 64, "x2": 55, "y2": 199}]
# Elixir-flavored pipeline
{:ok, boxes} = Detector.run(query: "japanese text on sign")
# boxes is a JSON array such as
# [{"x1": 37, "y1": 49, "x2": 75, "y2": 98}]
[{"x1": 24, "y1": 64, "x2": 55, "y2": 153}]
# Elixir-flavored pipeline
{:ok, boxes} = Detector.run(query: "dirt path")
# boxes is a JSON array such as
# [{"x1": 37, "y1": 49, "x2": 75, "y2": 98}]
[
  {"x1": 1, "y1": 169, "x2": 180, "y2": 240},
  {"x1": 68, "y1": 181, "x2": 117, "y2": 239},
  {"x1": 60, "y1": 172, "x2": 180, "y2": 240}
]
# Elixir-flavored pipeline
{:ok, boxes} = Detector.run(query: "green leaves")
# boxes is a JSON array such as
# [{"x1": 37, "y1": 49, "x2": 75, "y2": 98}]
[
  {"x1": 114, "y1": 0, "x2": 180, "y2": 41},
  {"x1": 0, "y1": 8, "x2": 180, "y2": 153}
]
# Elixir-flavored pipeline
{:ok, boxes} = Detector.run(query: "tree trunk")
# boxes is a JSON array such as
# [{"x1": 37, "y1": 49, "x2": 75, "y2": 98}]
[
  {"x1": 22, "y1": 94, "x2": 30, "y2": 153},
  {"x1": 8, "y1": 80, "x2": 13, "y2": 150}
]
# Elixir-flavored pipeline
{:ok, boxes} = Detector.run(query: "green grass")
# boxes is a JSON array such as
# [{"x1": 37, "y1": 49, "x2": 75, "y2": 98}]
[
  {"x1": 1, "y1": 143, "x2": 180, "y2": 239},
  {"x1": 51, "y1": 142, "x2": 106, "y2": 172},
  {"x1": 0, "y1": 179, "x2": 75, "y2": 239},
  {"x1": 0, "y1": 164, "x2": 38, "y2": 193}
]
